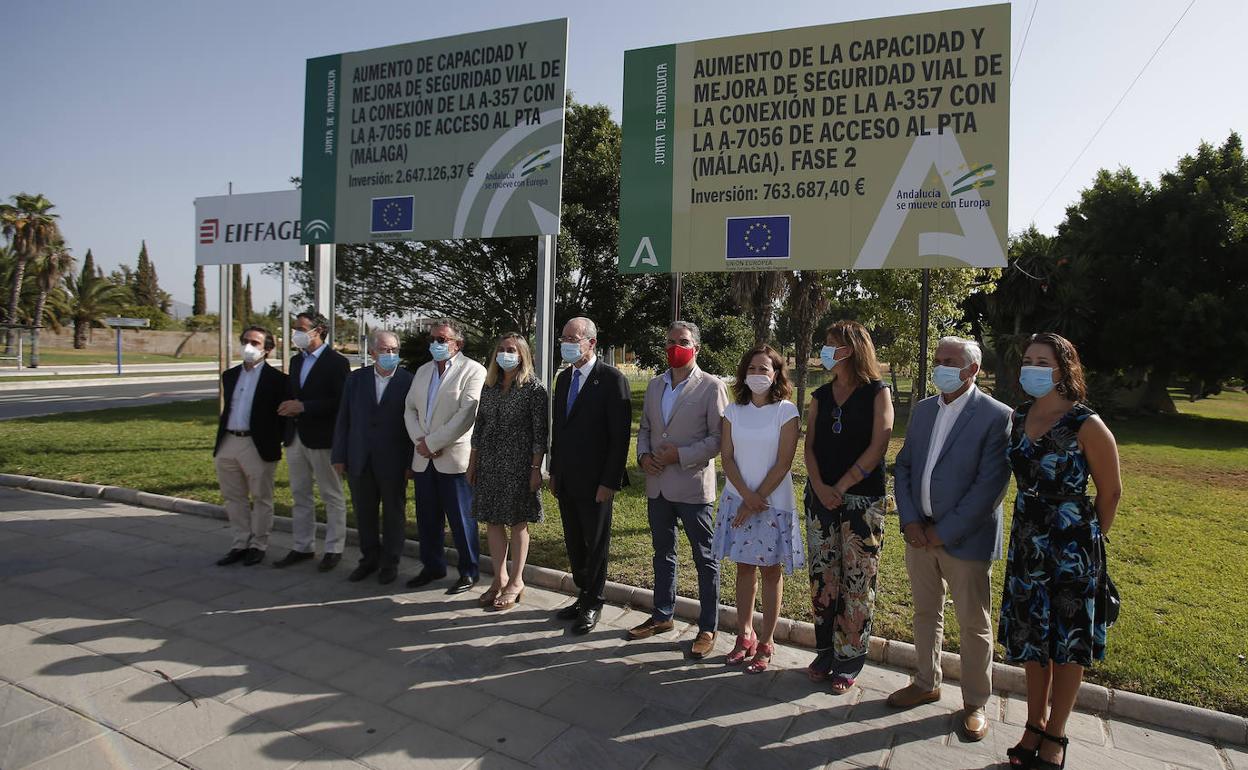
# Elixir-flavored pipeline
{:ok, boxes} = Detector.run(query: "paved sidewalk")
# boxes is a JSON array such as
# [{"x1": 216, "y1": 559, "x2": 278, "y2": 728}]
[{"x1": 0, "y1": 487, "x2": 1240, "y2": 770}]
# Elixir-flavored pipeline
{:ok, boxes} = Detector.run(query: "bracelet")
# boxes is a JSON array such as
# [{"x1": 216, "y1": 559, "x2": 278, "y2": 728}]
[
  {"x1": 854, "y1": 462, "x2": 870, "y2": 478},
  {"x1": 531, "y1": 465, "x2": 542, "y2": 469}
]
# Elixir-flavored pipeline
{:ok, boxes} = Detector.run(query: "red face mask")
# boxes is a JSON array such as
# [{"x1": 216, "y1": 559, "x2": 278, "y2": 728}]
[{"x1": 666, "y1": 344, "x2": 696, "y2": 369}]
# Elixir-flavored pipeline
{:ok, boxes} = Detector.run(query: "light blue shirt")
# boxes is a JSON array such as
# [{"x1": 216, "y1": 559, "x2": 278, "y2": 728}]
[
  {"x1": 426, "y1": 355, "x2": 455, "y2": 417},
  {"x1": 298, "y1": 343, "x2": 326, "y2": 388},
  {"x1": 661, "y1": 370, "x2": 690, "y2": 424}
]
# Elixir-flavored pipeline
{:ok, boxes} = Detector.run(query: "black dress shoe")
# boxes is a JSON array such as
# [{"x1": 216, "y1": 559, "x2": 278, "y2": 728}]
[
  {"x1": 555, "y1": 602, "x2": 582, "y2": 621},
  {"x1": 447, "y1": 574, "x2": 479, "y2": 594},
  {"x1": 243, "y1": 548, "x2": 265, "y2": 566},
  {"x1": 318, "y1": 553, "x2": 342, "y2": 572},
  {"x1": 272, "y1": 550, "x2": 314, "y2": 568},
  {"x1": 348, "y1": 562, "x2": 378, "y2": 582},
  {"x1": 573, "y1": 607, "x2": 601, "y2": 635},
  {"x1": 378, "y1": 566, "x2": 398, "y2": 585},
  {"x1": 406, "y1": 570, "x2": 447, "y2": 589},
  {"x1": 216, "y1": 549, "x2": 246, "y2": 566}
]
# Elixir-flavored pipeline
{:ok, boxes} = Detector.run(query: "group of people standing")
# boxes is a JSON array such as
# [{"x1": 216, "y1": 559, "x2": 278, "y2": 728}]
[{"x1": 212, "y1": 312, "x2": 1121, "y2": 770}]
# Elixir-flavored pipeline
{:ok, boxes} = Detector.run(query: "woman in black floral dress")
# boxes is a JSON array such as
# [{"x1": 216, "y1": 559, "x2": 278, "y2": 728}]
[
  {"x1": 467, "y1": 333, "x2": 548, "y2": 611},
  {"x1": 1000, "y1": 333, "x2": 1121, "y2": 770}
]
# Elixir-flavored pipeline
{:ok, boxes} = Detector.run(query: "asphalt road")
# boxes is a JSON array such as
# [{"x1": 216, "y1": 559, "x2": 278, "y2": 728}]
[{"x1": 0, "y1": 376, "x2": 217, "y2": 420}]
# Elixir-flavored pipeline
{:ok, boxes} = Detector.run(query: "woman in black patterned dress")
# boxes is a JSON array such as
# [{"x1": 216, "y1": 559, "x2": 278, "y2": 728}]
[
  {"x1": 1000, "y1": 333, "x2": 1121, "y2": 770},
  {"x1": 467, "y1": 333, "x2": 548, "y2": 611}
]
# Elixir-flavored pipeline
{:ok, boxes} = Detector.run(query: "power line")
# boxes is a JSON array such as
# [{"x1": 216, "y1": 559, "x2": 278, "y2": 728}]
[
  {"x1": 1012, "y1": 0, "x2": 1040, "y2": 86},
  {"x1": 1029, "y1": 0, "x2": 1197, "y2": 224}
]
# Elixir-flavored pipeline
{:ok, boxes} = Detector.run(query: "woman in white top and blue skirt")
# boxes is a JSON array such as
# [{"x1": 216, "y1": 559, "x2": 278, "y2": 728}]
[{"x1": 711, "y1": 345, "x2": 803, "y2": 673}]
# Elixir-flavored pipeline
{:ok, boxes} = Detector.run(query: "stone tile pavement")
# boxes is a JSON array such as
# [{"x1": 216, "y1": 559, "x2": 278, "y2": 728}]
[{"x1": 0, "y1": 486, "x2": 1241, "y2": 770}]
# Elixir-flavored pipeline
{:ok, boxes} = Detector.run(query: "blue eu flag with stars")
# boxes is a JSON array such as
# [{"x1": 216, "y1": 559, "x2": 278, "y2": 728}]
[
  {"x1": 726, "y1": 215, "x2": 791, "y2": 260},
  {"x1": 371, "y1": 196, "x2": 414, "y2": 233}
]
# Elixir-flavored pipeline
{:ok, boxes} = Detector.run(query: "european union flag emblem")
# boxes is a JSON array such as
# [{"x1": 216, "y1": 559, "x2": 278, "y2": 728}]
[
  {"x1": 726, "y1": 215, "x2": 791, "y2": 260},
  {"x1": 370, "y1": 196, "x2": 414, "y2": 234}
]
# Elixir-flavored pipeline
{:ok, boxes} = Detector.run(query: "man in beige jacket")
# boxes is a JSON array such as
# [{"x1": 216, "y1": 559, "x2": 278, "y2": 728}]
[
  {"x1": 630, "y1": 321, "x2": 728, "y2": 658},
  {"x1": 403, "y1": 319, "x2": 486, "y2": 593}
]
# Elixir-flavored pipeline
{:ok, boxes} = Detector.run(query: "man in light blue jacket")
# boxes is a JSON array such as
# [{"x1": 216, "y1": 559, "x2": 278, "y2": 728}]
[{"x1": 888, "y1": 336, "x2": 1012, "y2": 743}]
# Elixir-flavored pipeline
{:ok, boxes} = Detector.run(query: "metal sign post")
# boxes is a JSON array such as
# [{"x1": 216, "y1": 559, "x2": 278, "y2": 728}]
[
  {"x1": 104, "y1": 317, "x2": 151, "y2": 375},
  {"x1": 535, "y1": 234, "x2": 556, "y2": 391}
]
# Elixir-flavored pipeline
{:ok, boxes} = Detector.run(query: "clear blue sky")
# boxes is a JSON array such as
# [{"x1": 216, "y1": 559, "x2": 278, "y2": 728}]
[{"x1": 2, "y1": 0, "x2": 1243, "y2": 313}]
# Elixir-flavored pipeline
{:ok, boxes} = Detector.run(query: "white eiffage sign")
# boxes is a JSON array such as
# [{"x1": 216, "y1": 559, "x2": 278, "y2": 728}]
[{"x1": 194, "y1": 189, "x2": 307, "y2": 265}]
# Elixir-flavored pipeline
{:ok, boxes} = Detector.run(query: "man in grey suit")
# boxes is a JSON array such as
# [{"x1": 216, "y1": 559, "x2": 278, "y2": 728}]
[
  {"x1": 630, "y1": 321, "x2": 728, "y2": 659},
  {"x1": 889, "y1": 336, "x2": 1012, "y2": 742},
  {"x1": 332, "y1": 329, "x2": 414, "y2": 585}
]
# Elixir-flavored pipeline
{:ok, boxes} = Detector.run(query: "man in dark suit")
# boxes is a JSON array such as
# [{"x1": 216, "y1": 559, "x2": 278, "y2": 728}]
[
  {"x1": 274, "y1": 311, "x2": 351, "y2": 572},
  {"x1": 331, "y1": 329, "x2": 414, "y2": 585},
  {"x1": 214, "y1": 325, "x2": 288, "y2": 567},
  {"x1": 550, "y1": 316, "x2": 632, "y2": 634}
]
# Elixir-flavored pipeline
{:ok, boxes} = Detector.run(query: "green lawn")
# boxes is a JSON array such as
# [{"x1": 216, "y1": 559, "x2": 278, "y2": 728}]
[
  {"x1": 1, "y1": 384, "x2": 1245, "y2": 714},
  {"x1": 2, "y1": 348, "x2": 215, "y2": 367}
]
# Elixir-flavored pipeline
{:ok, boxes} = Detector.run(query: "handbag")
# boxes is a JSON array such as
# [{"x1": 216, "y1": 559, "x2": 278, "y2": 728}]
[{"x1": 1096, "y1": 533, "x2": 1121, "y2": 628}]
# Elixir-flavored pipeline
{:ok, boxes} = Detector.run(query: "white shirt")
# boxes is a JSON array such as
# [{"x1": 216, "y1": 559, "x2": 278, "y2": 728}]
[
  {"x1": 427, "y1": 354, "x2": 456, "y2": 416},
  {"x1": 573, "y1": 355, "x2": 597, "y2": 383},
  {"x1": 226, "y1": 362, "x2": 264, "y2": 431},
  {"x1": 374, "y1": 366, "x2": 396, "y2": 403},
  {"x1": 920, "y1": 385, "x2": 973, "y2": 518}
]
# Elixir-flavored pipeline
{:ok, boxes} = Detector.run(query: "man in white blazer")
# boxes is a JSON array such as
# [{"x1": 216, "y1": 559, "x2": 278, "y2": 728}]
[{"x1": 403, "y1": 319, "x2": 486, "y2": 593}]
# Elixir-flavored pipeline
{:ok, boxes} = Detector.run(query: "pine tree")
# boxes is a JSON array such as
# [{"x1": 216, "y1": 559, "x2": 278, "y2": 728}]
[
  {"x1": 243, "y1": 275, "x2": 253, "y2": 321},
  {"x1": 231, "y1": 263, "x2": 244, "y2": 326},
  {"x1": 133, "y1": 240, "x2": 161, "y2": 308},
  {"x1": 82, "y1": 249, "x2": 96, "y2": 281},
  {"x1": 193, "y1": 265, "x2": 206, "y2": 315}
]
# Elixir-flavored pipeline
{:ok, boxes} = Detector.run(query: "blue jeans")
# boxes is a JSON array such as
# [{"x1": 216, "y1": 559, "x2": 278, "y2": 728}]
[
  {"x1": 413, "y1": 466, "x2": 478, "y2": 578},
  {"x1": 648, "y1": 494, "x2": 719, "y2": 633}
]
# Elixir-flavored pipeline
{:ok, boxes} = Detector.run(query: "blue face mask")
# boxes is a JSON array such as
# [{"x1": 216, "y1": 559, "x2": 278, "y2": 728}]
[
  {"x1": 932, "y1": 365, "x2": 966, "y2": 394},
  {"x1": 428, "y1": 341, "x2": 451, "y2": 362},
  {"x1": 1019, "y1": 366, "x2": 1057, "y2": 398},
  {"x1": 560, "y1": 341, "x2": 583, "y2": 364},
  {"x1": 819, "y1": 345, "x2": 840, "y2": 370},
  {"x1": 496, "y1": 351, "x2": 520, "y2": 371},
  {"x1": 376, "y1": 353, "x2": 400, "y2": 371}
]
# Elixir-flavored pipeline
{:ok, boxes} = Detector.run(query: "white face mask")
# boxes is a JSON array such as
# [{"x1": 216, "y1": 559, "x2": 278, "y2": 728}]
[
  {"x1": 745, "y1": 374, "x2": 773, "y2": 394},
  {"x1": 496, "y1": 351, "x2": 520, "y2": 371},
  {"x1": 240, "y1": 343, "x2": 264, "y2": 364},
  {"x1": 291, "y1": 329, "x2": 311, "y2": 350}
]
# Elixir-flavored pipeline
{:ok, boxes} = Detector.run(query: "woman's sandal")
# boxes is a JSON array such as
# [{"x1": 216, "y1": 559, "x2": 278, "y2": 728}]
[
  {"x1": 478, "y1": 585, "x2": 502, "y2": 607},
  {"x1": 726, "y1": 633, "x2": 758, "y2": 665},
  {"x1": 492, "y1": 586, "x2": 525, "y2": 611},
  {"x1": 1007, "y1": 722, "x2": 1045, "y2": 768},
  {"x1": 829, "y1": 674, "x2": 855, "y2": 694},
  {"x1": 1033, "y1": 731, "x2": 1069, "y2": 770},
  {"x1": 745, "y1": 642, "x2": 774, "y2": 674}
]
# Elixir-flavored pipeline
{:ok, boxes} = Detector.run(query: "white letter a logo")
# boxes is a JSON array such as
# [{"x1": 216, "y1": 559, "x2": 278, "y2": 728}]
[{"x1": 630, "y1": 236, "x2": 660, "y2": 268}]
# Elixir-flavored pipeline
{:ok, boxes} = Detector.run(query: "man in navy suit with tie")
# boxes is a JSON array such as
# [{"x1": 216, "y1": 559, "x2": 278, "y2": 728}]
[
  {"x1": 550, "y1": 316, "x2": 632, "y2": 634},
  {"x1": 332, "y1": 329, "x2": 414, "y2": 585}
]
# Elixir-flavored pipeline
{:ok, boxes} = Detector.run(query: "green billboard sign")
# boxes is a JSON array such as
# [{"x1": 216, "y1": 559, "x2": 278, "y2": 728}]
[
  {"x1": 301, "y1": 19, "x2": 568, "y2": 245},
  {"x1": 619, "y1": 5, "x2": 1010, "y2": 273}
]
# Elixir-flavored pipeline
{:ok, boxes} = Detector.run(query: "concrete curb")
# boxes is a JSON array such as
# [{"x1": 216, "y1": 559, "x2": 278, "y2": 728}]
[
  {"x1": 0, "y1": 374, "x2": 216, "y2": 392},
  {"x1": 2, "y1": 474, "x2": 1244, "y2": 748}
]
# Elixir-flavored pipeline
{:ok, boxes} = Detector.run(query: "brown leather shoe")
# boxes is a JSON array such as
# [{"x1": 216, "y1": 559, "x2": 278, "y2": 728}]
[
  {"x1": 960, "y1": 706, "x2": 989, "y2": 741},
  {"x1": 886, "y1": 683, "x2": 942, "y2": 708},
  {"x1": 627, "y1": 617, "x2": 675, "y2": 640},
  {"x1": 689, "y1": 631, "x2": 715, "y2": 659}
]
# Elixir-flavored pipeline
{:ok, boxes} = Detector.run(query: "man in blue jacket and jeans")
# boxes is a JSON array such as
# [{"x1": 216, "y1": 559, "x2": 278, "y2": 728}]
[{"x1": 889, "y1": 336, "x2": 1012, "y2": 743}]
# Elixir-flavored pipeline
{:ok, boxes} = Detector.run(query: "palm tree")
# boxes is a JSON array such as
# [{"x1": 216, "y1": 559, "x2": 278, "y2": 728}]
[
  {"x1": 63, "y1": 258, "x2": 127, "y2": 349},
  {"x1": 0, "y1": 193, "x2": 60, "y2": 354},
  {"x1": 729, "y1": 271, "x2": 787, "y2": 345},
  {"x1": 785, "y1": 270, "x2": 831, "y2": 417},
  {"x1": 28, "y1": 239, "x2": 75, "y2": 367}
]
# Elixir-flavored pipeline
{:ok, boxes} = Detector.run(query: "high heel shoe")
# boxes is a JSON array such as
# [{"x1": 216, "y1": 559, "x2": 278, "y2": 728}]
[
  {"x1": 1033, "y1": 731, "x2": 1069, "y2": 770},
  {"x1": 1007, "y1": 722, "x2": 1045, "y2": 768},
  {"x1": 725, "y1": 633, "x2": 757, "y2": 665},
  {"x1": 492, "y1": 586, "x2": 525, "y2": 611},
  {"x1": 745, "y1": 642, "x2": 774, "y2": 674}
]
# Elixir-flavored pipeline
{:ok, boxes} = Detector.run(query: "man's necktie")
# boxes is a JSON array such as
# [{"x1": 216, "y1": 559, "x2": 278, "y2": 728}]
[{"x1": 567, "y1": 368, "x2": 581, "y2": 415}]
